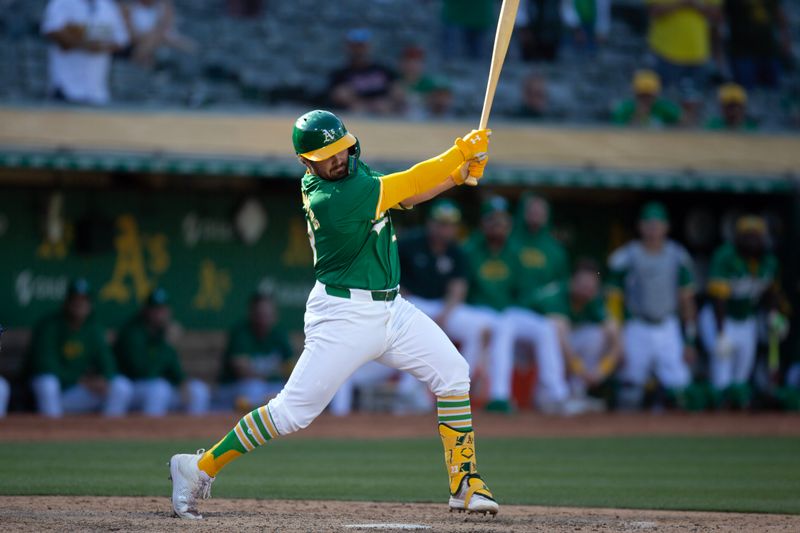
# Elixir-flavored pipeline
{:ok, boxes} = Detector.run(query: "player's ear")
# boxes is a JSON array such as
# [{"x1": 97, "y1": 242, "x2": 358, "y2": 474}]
[{"x1": 298, "y1": 155, "x2": 311, "y2": 171}]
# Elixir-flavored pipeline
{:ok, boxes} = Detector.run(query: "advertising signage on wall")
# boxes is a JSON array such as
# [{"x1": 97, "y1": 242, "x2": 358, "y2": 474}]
[{"x1": 0, "y1": 189, "x2": 316, "y2": 331}]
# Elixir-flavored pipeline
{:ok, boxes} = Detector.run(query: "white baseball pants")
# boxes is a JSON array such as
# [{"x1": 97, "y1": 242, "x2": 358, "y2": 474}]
[
  {"x1": 391, "y1": 296, "x2": 508, "y2": 409},
  {"x1": 330, "y1": 361, "x2": 398, "y2": 416},
  {"x1": 495, "y1": 307, "x2": 569, "y2": 406},
  {"x1": 31, "y1": 374, "x2": 133, "y2": 417},
  {"x1": 0, "y1": 376, "x2": 9, "y2": 417},
  {"x1": 117, "y1": 377, "x2": 210, "y2": 416},
  {"x1": 567, "y1": 324, "x2": 606, "y2": 395},
  {"x1": 620, "y1": 317, "x2": 690, "y2": 389},
  {"x1": 266, "y1": 282, "x2": 470, "y2": 435},
  {"x1": 699, "y1": 305, "x2": 757, "y2": 389}
]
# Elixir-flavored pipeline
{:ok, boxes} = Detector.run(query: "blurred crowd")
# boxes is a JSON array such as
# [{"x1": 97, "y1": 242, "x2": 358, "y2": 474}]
[
  {"x1": 28, "y1": 0, "x2": 799, "y2": 130},
  {"x1": 1, "y1": 196, "x2": 797, "y2": 419}
]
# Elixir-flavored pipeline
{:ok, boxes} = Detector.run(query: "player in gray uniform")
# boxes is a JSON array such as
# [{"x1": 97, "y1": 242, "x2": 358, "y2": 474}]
[{"x1": 607, "y1": 202, "x2": 698, "y2": 409}]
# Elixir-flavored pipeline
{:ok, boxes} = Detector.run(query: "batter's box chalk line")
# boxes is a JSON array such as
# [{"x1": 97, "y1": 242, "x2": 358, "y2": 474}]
[{"x1": 344, "y1": 524, "x2": 431, "y2": 530}]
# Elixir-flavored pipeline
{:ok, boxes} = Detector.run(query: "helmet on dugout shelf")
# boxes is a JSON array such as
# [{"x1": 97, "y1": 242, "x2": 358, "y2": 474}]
[{"x1": 293, "y1": 110, "x2": 360, "y2": 174}]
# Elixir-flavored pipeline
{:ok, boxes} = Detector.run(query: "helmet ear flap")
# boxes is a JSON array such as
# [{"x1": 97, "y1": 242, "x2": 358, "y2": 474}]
[{"x1": 347, "y1": 137, "x2": 361, "y2": 175}]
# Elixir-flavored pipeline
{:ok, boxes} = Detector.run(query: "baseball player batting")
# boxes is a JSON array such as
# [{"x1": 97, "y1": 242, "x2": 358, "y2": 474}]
[{"x1": 168, "y1": 110, "x2": 497, "y2": 518}]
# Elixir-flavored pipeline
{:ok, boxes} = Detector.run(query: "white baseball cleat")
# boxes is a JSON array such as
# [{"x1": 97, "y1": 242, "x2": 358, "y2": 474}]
[
  {"x1": 448, "y1": 476, "x2": 499, "y2": 516},
  {"x1": 169, "y1": 449, "x2": 214, "y2": 519}
]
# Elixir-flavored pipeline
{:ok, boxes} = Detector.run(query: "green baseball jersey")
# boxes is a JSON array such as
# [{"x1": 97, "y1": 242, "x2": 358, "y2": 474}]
[
  {"x1": 705, "y1": 116, "x2": 758, "y2": 132},
  {"x1": 535, "y1": 281, "x2": 606, "y2": 325},
  {"x1": 113, "y1": 316, "x2": 185, "y2": 386},
  {"x1": 462, "y1": 235, "x2": 521, "y2": 311},
  {"x1": 25, "y1": 312, "x2": 116, "y2": 389},
  {"x1": 301, "y1": 161, "x2": 400, "y2": 291},
  {"x1": 707, "y1": 242, "x2": 777, "y2": 320},
  {"x1": 512, "y1": 229, "x2": 570, "y2": 311},
  {"x1": 612, "y1": 99, "x2": 681, "y2": 127},
  {"x1": 219, "y1": 322, "x2": 293, "y2": 384}
]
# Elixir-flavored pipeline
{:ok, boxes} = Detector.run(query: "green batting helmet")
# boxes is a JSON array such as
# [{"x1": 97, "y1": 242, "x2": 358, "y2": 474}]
[{"x1": 293, "y1": 110, "x2": 360, "y2": 174}]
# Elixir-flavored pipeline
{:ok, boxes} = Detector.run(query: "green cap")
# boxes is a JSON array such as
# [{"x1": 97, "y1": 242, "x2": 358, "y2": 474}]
[
  {"x1": 147, "y1": 287, "x2": 169, "y2": 307},
  {"x1": 292, "y1": 110, "x2": 358, "y2": 161},
  {"x1": 67, "y1": 278, "x2": 92, "y2": 298},
  {"x1": 481, "y1": 196, "x2": 510, "y2": 218},
  {"x1": 429, "y1": 199, "x2": 461, "y2": 223},
  {"x1": 640, "y1": 201, "x2": 669, "y2": 222}
]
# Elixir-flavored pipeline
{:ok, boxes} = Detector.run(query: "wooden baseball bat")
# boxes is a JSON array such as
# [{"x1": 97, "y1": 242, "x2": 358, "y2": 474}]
[{"x1": 465, "y1": 0, "x2": 520, "y2": 186}]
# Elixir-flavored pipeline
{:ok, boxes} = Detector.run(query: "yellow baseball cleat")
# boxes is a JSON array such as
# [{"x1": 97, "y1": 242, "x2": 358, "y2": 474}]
[{"x1": 439, "y1": 423, "x2": 499, "y2": 515}]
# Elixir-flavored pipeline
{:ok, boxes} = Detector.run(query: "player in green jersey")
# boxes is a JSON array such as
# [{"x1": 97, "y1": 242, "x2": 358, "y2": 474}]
[
  {"x1": 512, "y1": 193, "x2": 570, "y2": 311},
  {"x1": 169, "y1": 110, "x2": 498, "y2": 519},
  {"x1": 699, "y1": 216, "x2": 785, "y2": 408},
  {"x1": 217, "y1": 290, "x2": 294, "y2": 411},
  {"x1": 114, "y1": 288, "x2": 210, "y2": 416},
  {"x1": 26, "y1": 279, "x2": 132, "y2": 417},
  {"x1": 463, "y1": 196, "x2": 572, "y2": 414},
  {"x1": 536, "y1": 259, "x2": 621, "y2": 405}
]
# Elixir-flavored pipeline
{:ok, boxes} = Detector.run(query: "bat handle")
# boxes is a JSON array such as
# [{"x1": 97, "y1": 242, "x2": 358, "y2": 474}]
[{"x1": 463, "y1": 118, "x2": 489, "y2": 187}]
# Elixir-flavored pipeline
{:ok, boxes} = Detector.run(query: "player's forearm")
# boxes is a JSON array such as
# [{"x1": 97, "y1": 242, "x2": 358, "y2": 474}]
[
  {"x1": 551, "y1": 316, "x2": 577, "y2": 363},
  {"x1": 679, "y1": 289, "x2": 697, "y2": 323},
  {"x1": 379, "y1": 146, "x2": 464, "y2": 212},
  {"x1": 400, "y1": 176, "x2": 458, "y2": 209},
  {"x1": 603, "y1": 321, "x2": 623, "y2": 361},
  {"x1": 47, "y1": 28, "x2": 85, "y2": 50}
]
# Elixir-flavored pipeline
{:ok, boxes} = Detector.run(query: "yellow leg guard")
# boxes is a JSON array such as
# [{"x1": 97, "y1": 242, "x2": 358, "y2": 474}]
[{"x1": 438, "y1": 423, "x2": 495, "y2": 504}]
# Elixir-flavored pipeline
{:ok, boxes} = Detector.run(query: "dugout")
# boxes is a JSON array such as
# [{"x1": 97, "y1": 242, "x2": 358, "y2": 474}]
[{"x1": 0, "y1": 106, "x2": 799, "y2": 384}]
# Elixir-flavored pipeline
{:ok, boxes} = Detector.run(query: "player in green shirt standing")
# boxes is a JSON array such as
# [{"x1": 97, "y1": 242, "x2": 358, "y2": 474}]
[
  {"x1": 114, "y1": 288, "x2": 209, "y2": 416},
  {"x1": 170, "y1": 110, "x2": 498, "y2": 518},
  {"x1": 27, "y1": 279, "x2": 132, "y2": 417},
  {"x1": 699, "y1": 216, "x2": 785, "y2": 408},
  {"x1": 217, "y1": 290, "x2": 294, "y2": 411}
]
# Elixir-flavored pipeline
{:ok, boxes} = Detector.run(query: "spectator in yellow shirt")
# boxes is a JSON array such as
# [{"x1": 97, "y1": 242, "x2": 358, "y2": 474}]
[{"x1": 646, "y1": 0, "x2": 722, "y2": 88}]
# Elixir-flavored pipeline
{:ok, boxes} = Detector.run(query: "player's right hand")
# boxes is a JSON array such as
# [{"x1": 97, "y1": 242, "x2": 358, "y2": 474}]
[
  {"x1": 467, "y1": 154, "x2": 489, "y2": 181},
  {"x1": 451, "y1": 156, "x2": 489, "y2": 185},
  {"x1": 455, "y1": 129, "x2": 491, "y2": 161}
]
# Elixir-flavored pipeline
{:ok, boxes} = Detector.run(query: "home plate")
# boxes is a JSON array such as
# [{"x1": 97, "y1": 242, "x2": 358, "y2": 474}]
[{"x1": 344, "y1": 524, "x2": 431, "y2": 530}]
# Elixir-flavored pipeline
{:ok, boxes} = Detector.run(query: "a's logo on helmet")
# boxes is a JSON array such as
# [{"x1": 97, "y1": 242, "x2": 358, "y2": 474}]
[{"x1": 321, "y1": 129, "x2": 337, "y2": 143}]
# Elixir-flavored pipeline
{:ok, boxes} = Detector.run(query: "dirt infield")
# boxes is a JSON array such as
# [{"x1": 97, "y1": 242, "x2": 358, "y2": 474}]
[
  {"x1": 1, "y1": 411, "x2": 799, "y2": 442},
  {"x1": 1, "y1": 496, "x2": 798, "y2": 532},
  {"x1": 2, "y1": 414, "x2": 799, "y2": 531}
]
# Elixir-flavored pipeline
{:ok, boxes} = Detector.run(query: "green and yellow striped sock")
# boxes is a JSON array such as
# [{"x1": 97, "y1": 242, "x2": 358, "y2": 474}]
[
  {"x1": 197, "y1": 404, "x2": 281, "y2": 477},
  {"x1": 437, "y1": 394, "x2": 472, "y2": 432}
]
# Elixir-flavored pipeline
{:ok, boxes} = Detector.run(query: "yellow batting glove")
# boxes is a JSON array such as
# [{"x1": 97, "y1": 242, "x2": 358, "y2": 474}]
[
  {"x1": 454, "y1": 129, "x2": 491, "y2": 161},
  {"x1": 451, "y1": 155, "x2": 489, "y2": 186},
  {"x1": 467, "y1": 153, "x2": 489, "y2": 182}
]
